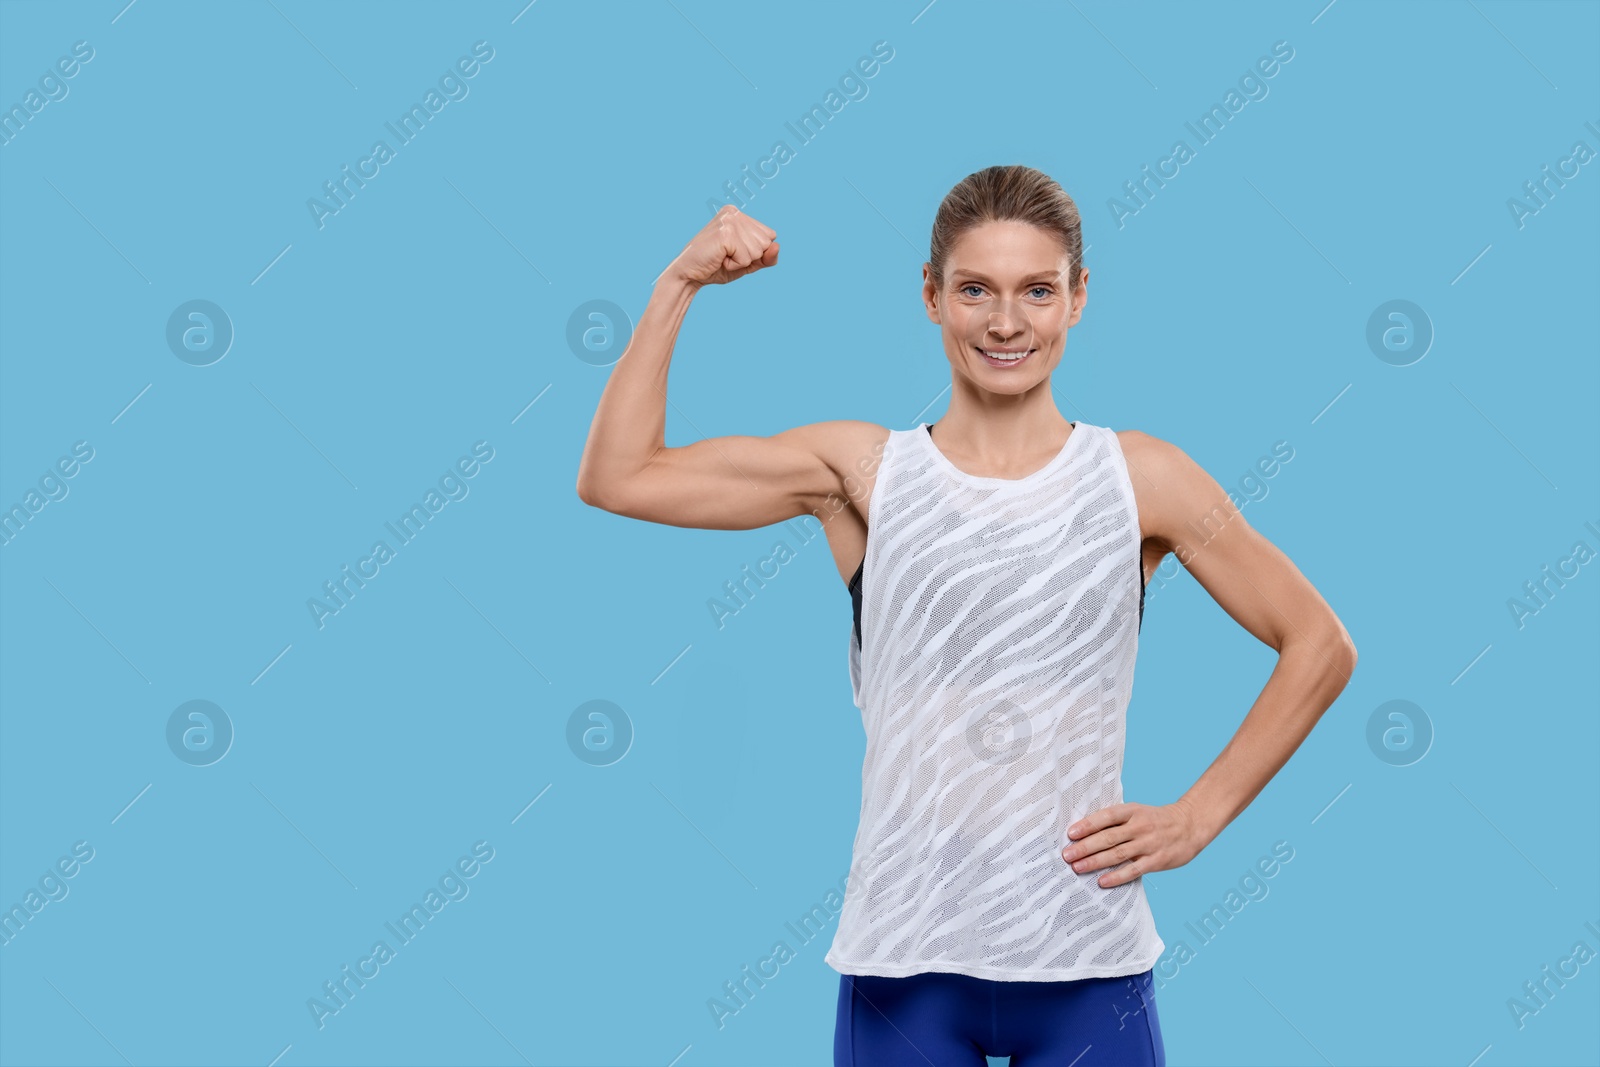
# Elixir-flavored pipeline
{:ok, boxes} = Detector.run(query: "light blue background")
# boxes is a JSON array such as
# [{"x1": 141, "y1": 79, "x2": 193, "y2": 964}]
[{"x1": 2, "y1": 1, "x2": 1597, "y2": 1065}]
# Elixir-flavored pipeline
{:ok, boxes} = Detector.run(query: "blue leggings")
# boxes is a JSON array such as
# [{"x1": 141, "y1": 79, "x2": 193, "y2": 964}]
[{"x1": 834, "y1": 968, "x2": 1164, "y2": 1066}]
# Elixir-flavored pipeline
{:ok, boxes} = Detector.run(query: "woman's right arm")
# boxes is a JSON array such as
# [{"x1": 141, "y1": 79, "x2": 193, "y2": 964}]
[{"x1": 575, "y1": 206, "x2": 855, "y2": 532}]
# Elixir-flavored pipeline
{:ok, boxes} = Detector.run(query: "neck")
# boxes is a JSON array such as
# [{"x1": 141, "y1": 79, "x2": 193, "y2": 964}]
[{"x1": 930, "y1": 388, "x2": 1074, "y2": 474}]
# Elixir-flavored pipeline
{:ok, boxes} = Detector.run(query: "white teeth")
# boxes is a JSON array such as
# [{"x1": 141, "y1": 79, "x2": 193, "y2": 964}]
[{"x1": 981, "y1": 349, "x2": 1029, "y2": 361}]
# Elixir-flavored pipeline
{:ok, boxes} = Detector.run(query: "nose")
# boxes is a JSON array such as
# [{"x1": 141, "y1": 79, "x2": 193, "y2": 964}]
[{"x1": 984, "y1": 301, "x2": 1031, "y2": 341}]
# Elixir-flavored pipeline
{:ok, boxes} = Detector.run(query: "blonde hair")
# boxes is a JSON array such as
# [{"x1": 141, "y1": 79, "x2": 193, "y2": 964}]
[{"x1": 928, "y1": 164, "x2": 1085, "y2": 293}]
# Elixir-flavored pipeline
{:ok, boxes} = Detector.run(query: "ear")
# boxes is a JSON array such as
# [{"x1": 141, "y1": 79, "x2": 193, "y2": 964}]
[
  {"x1": 922, "y1": 263, "x2": 942, "y2": 325},
  {"x1": 1066, "y1": 267, "x2": 1089, "y2": 328}
]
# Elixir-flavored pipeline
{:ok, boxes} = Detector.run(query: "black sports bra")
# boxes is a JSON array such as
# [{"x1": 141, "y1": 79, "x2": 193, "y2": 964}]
[{"x1": 848, "y1": 423, "x2": 1146, "y2": 649}]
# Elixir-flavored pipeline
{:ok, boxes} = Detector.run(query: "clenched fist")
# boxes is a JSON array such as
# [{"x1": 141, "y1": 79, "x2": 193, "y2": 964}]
[{"x1": 667, "y1": 205, "x2": 779, "y2": 287}]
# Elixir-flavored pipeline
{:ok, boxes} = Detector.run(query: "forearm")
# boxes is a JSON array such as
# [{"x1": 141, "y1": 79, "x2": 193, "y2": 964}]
[
  {"x1": 576, "y1": 276, "x2": 700, "y2": 494},
  {"x1": 1175, "y1": 632, "x2": 1355, "y2": 845}
]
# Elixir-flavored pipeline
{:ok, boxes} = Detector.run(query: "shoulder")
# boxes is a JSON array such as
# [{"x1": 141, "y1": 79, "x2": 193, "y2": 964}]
[
  {"x1": 1112, "y1": 428, "x2": 1235, "y2": 549},
  {"x1": 1112, "y1": 427, "x2": 1185, "y2": 474}
]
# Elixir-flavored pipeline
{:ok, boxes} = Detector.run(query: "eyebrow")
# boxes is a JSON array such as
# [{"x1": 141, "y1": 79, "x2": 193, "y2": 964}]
[{"x1": 950, "y1": 269, "x2": 1063, "y2": 284}]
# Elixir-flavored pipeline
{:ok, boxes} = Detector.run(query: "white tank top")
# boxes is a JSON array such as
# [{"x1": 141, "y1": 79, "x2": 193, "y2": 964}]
[{"x1": 827, "y1": 419, "x2": 1165, "y2": 981}]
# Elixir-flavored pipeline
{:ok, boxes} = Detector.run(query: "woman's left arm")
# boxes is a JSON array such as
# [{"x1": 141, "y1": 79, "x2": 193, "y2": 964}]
[{"x1": 1061, "y1": 430, "x2": 1358, "y2": 887}]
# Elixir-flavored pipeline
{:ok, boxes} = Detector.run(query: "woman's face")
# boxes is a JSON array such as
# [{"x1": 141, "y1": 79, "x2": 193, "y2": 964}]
[{"x1": 923, "y1": 220, "x2": 1088, "y2": 393}]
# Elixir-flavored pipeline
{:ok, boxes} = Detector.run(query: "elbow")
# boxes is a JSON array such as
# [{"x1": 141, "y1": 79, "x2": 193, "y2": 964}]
[
  {"x1": 1281, "y1": 625, "x2": 1356, "y2": 680},
  {"x1": 578, "y1": 450, "x2": 659, "y2": 515},
  {"x1": 1326, "y1": 629, "x2": 1357, "y2": 679},
  {"x1": 1335, "y1": 638, "x2": 1357, "y2": 680},
  {"x1": 575, "y1": 452, "x2": 612, "y2": 510},
  {"x1": 1310, "y1": 606, "x2": 1357, "y2": 678},
  {"x1": 1332, "y1": 616, "x2": 1357, "y2": 673},
  {"x1": 576, "y1": 472, "x2": 636, "y2": 516},
  {"x1": 576, "y1": 475, "x2": 611, "y2": 512}
]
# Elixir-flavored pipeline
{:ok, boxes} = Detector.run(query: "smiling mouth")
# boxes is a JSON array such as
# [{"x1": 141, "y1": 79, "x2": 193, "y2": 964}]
[{"x1": 976, "y1": 346, "x2": 1034, "y2": 366}]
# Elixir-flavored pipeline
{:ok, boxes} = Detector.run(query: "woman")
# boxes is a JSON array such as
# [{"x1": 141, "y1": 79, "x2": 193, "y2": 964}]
[{"x1": 577, "y1": 165, "x2": 1356, "y2": 1066}]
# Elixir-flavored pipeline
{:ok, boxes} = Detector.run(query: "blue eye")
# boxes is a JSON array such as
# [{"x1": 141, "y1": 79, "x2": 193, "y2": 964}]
[
  {"x1": 961, "y1": 285, "x2": 984, "y2": 297},
  {"x1": 1029, "y1": 286, "x2": 1051, "y2": 299}
]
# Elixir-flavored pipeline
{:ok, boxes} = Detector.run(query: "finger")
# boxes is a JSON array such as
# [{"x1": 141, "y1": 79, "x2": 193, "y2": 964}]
[
  {"x1": 1062, "y1": 823, "x2": 1135, "y2": 864},
  {"x1": 1065, "y1": 812, "x2": 1102, "y2": 841},
  {"x1": 743, "y1": 246, "x2": 776, "y2": 273},
  {"x1": 1098, "y1": 855, "x2": 1149, "y2": 889},
  {"x1": 738, "y1": 232, "x2": 769, "y2": 265},
  {"x1": 735, "y1": 241, "x2": 778, "y2": 277},
  {"x1": 736, "y1": 214, "x2": 774, "y2": 240},
  {"x1": 1068, "y1": 836, "x2": 1137, "y2": 873},
  {"x1": 1076, "y1": 843, "x2": 1143, "y2": 881},
  {"x1": 1067, "y1": 804, "x2": 1128, "y2": 840},
  {"x1": 720, "y1": 226, "x2": 751, "y2": 260},
  {"x1": 1067, "y1": 803, "x2": 1128, "y2": 841}
]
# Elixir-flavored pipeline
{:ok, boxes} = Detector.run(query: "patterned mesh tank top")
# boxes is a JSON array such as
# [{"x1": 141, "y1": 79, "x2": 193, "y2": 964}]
[{"x1": 826, "y1": 419, "x2": 1165, "y2": 981}]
